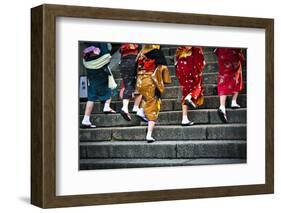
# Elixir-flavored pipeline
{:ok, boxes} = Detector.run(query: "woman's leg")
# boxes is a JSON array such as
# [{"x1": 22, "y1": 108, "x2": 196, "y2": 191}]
[
  {"x1": 120, "y1": 98, "x2": 132, "y2": 121},
  {"x1": 120, "y1": 76, "x2": 137, "y2": 121},
  {"x1": 103, "y1": 98, "x2": 116, "y2": 113},
  {"x1": 231, "y1": 92, "x2": 240, "y2": 108},
  {"x1": 219, "y1": 95, "x2": 227, "y2": 112},
  {"x1": 132, "y1": 94, "x2": 142, "y2": 112},
  {"x1": 184, "y1": 94, "x2": 196, "y2": 109},
  {"x1": 120, "y1": 77, "x2": 134, "y2": 120},
  {"x1": 84, "y1": 101, "x2": 94, "y2": 116},
  {"x1": 136, "y1": 76, "x2": 149, "y2": 122},
  {"x1": 146, "y1": 120, "x2": 156, "y2": 142},
  {"x1": 232, "y1": 92, "x2": 239, "y2": 101},
  {"x1": 121, "y1": 77, "x2": 134, "y2": 114},
  {"x1": 143, "y1": 94, "x2": 158, "y2": 142},
  {"x1": 119, "y1": 83, "x2": 125, "y2": 99},
  {"x1": 122, "y1": 99, "x2": 130, "y2": 113},
  {"x1": 218, "y1": 95, "x2": 227, "y2": 123},
  {"x1": 181, "y1": 104, "x2": 194, "y2": 126},
  {"x1": 82, "y1": 101, "x2": 96, "y2": 128},
  {"x1": 136, "y1": 75, "x2": 159, "y2": 142}
]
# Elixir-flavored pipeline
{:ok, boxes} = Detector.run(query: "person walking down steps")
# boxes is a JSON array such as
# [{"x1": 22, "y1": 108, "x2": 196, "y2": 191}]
[
  {"x1": 119, "y1": 43, "x2": 142, "y2": 121},
  {"x1": 215, "y1": 47, "x2": 244, "y2": 123},
  {"x1": 81, "y1": 42, "x2": 116, "y2": 128},
  {"x1": 175, "y1": 46, "x2": 205, "y2": 126},
  {"x1": 136, "y1": 44, "x2": 171, "y2": 143}
]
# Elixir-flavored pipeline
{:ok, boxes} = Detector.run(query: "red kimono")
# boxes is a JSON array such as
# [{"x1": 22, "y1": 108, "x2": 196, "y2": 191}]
[
  {"x1": 175, "y1": 46, "x2": 205, "y2": 106},
  {"x1": 215, "y1": 48, "x2": 244, "y2": 96}
]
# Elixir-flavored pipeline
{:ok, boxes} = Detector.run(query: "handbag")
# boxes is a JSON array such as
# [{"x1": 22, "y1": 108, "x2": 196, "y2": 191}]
[{"x1": 107, "y1": 67, "x2": 117, "y2": 90}]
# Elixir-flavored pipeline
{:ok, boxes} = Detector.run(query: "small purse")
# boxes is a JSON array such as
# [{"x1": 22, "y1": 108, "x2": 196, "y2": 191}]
[{"x1": 107, "y1": 67, "x2": 117, "y2": 90}]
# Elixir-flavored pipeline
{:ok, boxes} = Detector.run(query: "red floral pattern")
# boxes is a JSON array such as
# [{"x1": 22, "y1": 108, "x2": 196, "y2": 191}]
[
  {"x1": 175, "y1": 47, "x2": 205, "y2": 105},
  {"x1": 137, "y1": 55, "x2": 157, "y2": 72},
  {"x1": 215, "y1": 48, "x2": 244, "y2": 96}
]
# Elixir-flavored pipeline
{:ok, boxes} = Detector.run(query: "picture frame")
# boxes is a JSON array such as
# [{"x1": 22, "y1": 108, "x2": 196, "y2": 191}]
[{"x1": 31, "y1": 4, "x2": 274, "y2": 208}]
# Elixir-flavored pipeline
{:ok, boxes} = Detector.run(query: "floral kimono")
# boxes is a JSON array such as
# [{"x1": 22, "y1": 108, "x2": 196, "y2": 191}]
[
  {"x1": 214, "y1": 48, "x2": 244, "y2": 96},
  {"x1": 175, "y1": 46, "x2": 205, "y2": 106}
]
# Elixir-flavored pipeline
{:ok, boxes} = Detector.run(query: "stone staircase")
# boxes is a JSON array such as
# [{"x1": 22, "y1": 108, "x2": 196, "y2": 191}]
[{"x1": 79, "y1": 46, "x2": 247, "y2": 170}]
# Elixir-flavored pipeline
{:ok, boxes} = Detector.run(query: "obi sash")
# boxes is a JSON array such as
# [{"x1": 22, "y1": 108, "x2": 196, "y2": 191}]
[{"x1": 83, "y1": 53, "x2": 111, "y2": 70}]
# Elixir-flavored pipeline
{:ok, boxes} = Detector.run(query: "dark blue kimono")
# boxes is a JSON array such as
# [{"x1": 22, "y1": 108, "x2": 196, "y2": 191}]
[{"x1": 83, "y1": 42, "x2": 112, "y2": 102}]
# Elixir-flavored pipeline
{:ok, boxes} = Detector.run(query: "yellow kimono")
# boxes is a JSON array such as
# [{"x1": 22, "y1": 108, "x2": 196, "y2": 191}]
[{"x1": 136, "y1": 45, "x2": 171, "y2": 121}]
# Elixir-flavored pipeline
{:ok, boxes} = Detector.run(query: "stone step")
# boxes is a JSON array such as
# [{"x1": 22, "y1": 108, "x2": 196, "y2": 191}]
[
  {"x1": 79, "y1": 158, "x2": 246, "y2": 170},
  {"x1": 79, "y1": 124, "x2": 247, "y2": 142},
  {"x1": 80, "y1": 108, "x2": 246, "y2": 127},
  {"x1": 161, "y1": 47, "x2": 177, "y2": 56},
  {"x1": 80, "y1": 94, "x2": 247, "y2": 114},
  {"x1": 80, "y1": 140, "x2": 246, "y2": 159}
]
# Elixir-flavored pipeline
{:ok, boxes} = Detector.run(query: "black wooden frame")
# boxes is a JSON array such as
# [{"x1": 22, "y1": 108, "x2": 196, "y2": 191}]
[{"x1": 31, "y1": 4, "x2": 274, "y2": 208}]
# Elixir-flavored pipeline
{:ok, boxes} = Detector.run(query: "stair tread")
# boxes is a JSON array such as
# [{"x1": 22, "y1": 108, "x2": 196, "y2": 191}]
[
  {"x1": 80, "y1": 140, "x2": 246, "y2": 159},
  {"x1": 79, "y1": 158, "x2": 246, "y2": 170},
  {"x1": 84, "y1": 107, "x2": 246, "y2": 115},
  {"x1": 80, "y1": 94, "x2": 247, "y2": 104},
  {"x1": 80, "y1": 123, "x2": 246, "y2": 130},
  {"x1": 80, "y1": 140, "x2": 246, "y2": 145},
  {"x1": 80, "y1": 158, "x2": 246, "y2": 163}
]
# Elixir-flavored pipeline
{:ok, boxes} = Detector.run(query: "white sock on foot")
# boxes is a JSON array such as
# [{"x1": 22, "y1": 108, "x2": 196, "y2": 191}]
[
  {"x1": 137, "y1": 108, "x2": 144, "y2": 116},
  {"x1": 121, "y1": 106, "x2": 129, "y2": 113},
  {"x1": 132, "y1": 105, "x2": 139, "y2": 112},
  {"x1": 185, "y1": 94, "x2": 192, "y2": 101},
  {"x1": 122, "y1": 99, "x2": 129, "y2": 113},
  {"x1": 146, "y1": 130, "x2": 155, "y2": 141},
  {"x1": 103, "y1": 102, "x2": 110, "y2": 111},
  {"x1": 137, "y1": 108, "x2": 148, "y2": 121},
  {"x1": 146, "y1": 130, "x2": 152, "y2": 138},
  {"x1": 231, "y1": 100, "x2": 240, "y2": 107},
  {"x1": 219, "y1": 105, "x2": 226, "y2": 114},
  {"x1": 82, "y1": 115, "x2": 91, "y2": 125},
  {"x1": 182, "y1": 115, "x2": 190, "y2": 124}
]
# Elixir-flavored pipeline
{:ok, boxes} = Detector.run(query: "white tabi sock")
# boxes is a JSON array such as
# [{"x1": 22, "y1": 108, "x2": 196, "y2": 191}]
[
  {"x1": 146, "y1": 130, "x2": 152, "y2": 138},
  {"x1": 185, "y1": 94, "x2": 192, "y2": 101},
  {"x1": 182, "y1": 115, "x2": 190, "y2": 124},
  {"x1": 121, "y1": 107, "x2": 129, "y2": 113},
  {"x1": 136, "y1": 108, "x2": 148, "y2": 121},
  {"x1": 82, "y1": 115, "x2": 91, "y2": 125},
  {"x1": 219, "y1": 105, "x2": 226, "y2": 114},
  {"x1": 231, "y1": 100, "x2": 240, "y2": 107},
  {"x1": 137, "y1": 108, "x2": 145, "y2": 116},
  {"x1": 132, "y1": 105, "x2": 140, "y2": 112},
  {"x1": 146, "y1": 130, "x2": 154, "y2": 140},
  {"x1": 103, "y1": 102, "x2": 111, "y2": 111},
  {"x1": 122, "y1": 99, "x2": 129, "y2": 113}
]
